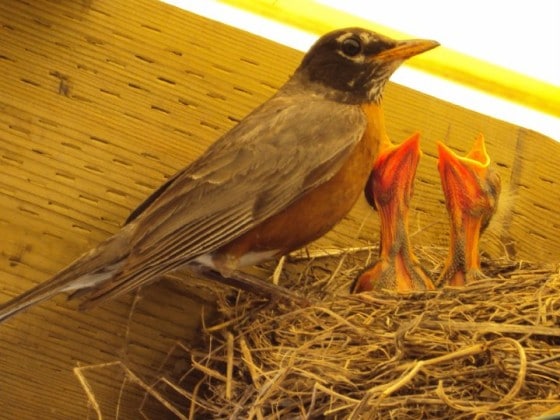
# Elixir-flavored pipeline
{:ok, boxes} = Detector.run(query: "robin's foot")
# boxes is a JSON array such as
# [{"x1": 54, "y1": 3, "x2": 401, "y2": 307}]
[
  {"x1": 354, "y1": 133, "x2": 434, "y2": 293},
  {"x1": 196, "y1": 265, "x2": 309, "y2": 306},
  {"x1": 436, "y1": 134, "x2": 501, "y2": 286}
]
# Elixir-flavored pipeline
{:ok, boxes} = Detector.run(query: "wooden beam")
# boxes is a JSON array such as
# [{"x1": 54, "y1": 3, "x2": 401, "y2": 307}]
[{"x1": 1, "y1": 0, "x2": 559, "y2": 417}]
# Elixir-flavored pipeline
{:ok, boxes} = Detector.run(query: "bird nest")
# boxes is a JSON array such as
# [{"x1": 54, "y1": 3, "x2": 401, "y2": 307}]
[{"x1": 76, "y1": 248, "x2": 560, "y2": 419}]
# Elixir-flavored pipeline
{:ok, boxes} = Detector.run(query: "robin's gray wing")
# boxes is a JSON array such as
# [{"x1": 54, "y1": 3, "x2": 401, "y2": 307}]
[{"x1": 84, "y1": 93, "x2": 367, "y2": 302}]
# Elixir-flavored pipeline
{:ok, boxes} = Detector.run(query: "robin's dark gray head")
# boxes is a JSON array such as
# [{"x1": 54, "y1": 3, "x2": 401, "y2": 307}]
[{"x1": 292, "y1": 28, "x2": 439, "y2": 104}]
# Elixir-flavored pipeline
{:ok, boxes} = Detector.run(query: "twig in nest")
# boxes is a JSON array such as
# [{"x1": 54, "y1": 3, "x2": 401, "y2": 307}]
[
  {"x1": 74, "y1": 361, "x2": 188, "y2": 420},
  {"x1": 288, "y1": 246, "x2": 376, "y2": 261},
  {"x1": 239, "y1": 336, "x2": 262, "y2": 388},
  {"x1": 74, "y1": 253, "x2": 560, "y2": 418},
  {"x1": 226, "y1": 332, "x2": 234, "y2": 401},
  {"x1": 271, "y1": 256, "x2": 286, "y2": 286},
  {"x1": 436, "y1": 338, "x2": 527, "y2": 413}
]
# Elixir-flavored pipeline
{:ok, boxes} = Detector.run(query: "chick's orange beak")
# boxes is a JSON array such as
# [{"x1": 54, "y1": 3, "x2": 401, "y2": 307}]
[
  {"x1": 356, "y1": 133, "x2": 434, "y2": 293},
  {"x1": 370, "y1": 131, "x2": 421, "y2": 210},
  {"x1": 437, "y1": 134, "x2": 501, "y2": 286},
  {"x1": 437, "y1": 134, "x2": 493, "y2": 232}
]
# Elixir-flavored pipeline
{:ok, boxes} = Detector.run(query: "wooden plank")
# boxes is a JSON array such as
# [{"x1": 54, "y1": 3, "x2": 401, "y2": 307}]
[{"x1": 1, "y1": 0, "x2": 559, "y2": 418}]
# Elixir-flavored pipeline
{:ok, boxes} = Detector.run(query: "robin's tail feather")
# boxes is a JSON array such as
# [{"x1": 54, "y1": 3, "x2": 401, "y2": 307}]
[{"x1": 0, "y1": 225, "x2": 134, "y2": 323}]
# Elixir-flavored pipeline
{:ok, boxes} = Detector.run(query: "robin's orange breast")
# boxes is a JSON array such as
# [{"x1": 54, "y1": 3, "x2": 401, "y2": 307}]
[{"x1": 211, "y1": 103, "x2": 387, "y2": 271}]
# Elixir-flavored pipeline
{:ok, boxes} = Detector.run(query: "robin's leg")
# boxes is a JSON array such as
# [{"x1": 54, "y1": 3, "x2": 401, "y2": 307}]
[
  {"x1": 193, "y1": 265, "x2": 307, "y2": 305},
  {"x1": 354, "y1": 133, "x2": 434, "y2": 293},
  {"x1": 436, "y1": 135, "x2": 501, "y2": 286}
]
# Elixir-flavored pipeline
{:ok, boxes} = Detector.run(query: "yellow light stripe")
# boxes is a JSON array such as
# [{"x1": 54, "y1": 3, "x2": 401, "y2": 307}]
[{"x1": 218, "y1": 0, "x2": 560, "y2": 118}]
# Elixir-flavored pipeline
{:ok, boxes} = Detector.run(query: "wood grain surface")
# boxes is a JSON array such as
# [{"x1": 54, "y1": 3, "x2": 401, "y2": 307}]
[{"x1": 1, "y1": 0, "x2": 559, "y2": 418}]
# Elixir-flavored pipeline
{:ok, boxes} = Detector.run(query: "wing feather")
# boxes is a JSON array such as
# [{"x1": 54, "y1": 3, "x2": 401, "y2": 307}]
[{"x1": 84, "y1": 93, "x2": 367, "y2": 303}]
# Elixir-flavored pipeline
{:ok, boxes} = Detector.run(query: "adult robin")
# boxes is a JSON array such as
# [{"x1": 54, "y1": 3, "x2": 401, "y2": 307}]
[
  {"x1": 353, "y1": 132, "x2": 435, "y2": 293},
  {"x1": 436, "y1": 134, "x2": 501, "y2": 286},
  {"x1": 0, "y1": 28, "x2": 438, "y2": 323}
]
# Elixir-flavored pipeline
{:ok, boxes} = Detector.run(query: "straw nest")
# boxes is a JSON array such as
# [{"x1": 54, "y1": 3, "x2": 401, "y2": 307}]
[{"x1": 77, "y1": 248, "x2": 560, "y2": 419}]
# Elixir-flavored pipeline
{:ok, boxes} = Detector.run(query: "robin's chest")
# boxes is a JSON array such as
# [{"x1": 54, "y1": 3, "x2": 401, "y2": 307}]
[{"x1": 360, "y1": 102, "x2": 390, "y2": 155}]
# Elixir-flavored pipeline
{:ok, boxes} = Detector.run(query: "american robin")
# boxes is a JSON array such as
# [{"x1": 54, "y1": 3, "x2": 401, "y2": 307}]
[
  {"x1": 353, "y1": 132, "x2": 435, "y2": 292},
  {"x1": 436, "y1": 134, "x2": 501, "y2": 286},
  {"x1": 0, "y1": 28, "x2": 438, "y2": 322}
]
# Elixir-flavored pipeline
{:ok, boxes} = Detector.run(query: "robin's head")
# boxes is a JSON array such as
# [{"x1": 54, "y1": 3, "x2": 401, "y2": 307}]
[{"x1": 294, "y1": 28, "x2": 439, "y2": 104}]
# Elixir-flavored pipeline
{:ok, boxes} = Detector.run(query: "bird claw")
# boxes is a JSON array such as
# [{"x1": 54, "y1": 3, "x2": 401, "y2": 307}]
[
  {"x1": 196, "y1": 265, "x2": 308, "y2": 306},
  {"x1": 436, "y1": 265, "x2": 487, "y2": 287},
  {"x1": 354, "y1": 256, "x2": 433, "y2": 293}
]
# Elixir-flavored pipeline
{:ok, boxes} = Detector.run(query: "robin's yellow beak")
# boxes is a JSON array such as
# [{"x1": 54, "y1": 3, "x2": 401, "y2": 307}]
[{"x1": 375, "y1": 39, "x2": 440, "y2": 61}]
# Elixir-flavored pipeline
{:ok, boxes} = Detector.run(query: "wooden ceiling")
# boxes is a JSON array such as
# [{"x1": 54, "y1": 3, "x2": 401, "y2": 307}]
[{"x1": 1, "y1": 0, "x2": 559, "y2": 417}]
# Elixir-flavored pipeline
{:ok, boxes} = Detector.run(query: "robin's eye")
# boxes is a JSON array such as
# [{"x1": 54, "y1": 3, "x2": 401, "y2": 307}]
[{"x1": 341, "y1": 37, "x2": 362, "y2": 57}]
